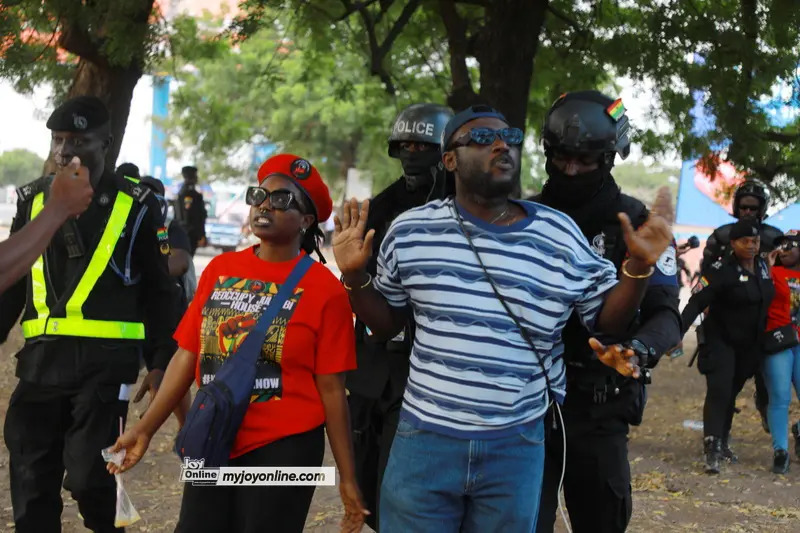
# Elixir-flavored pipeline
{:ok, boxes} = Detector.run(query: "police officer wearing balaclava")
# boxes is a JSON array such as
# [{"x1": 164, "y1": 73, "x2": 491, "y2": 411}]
[
  {"x1": 531, "y1": 91, "x2": 681, "y2": 533},
  {"x1": 346, "y1": 102, "x2": 453, "y2": 531}
]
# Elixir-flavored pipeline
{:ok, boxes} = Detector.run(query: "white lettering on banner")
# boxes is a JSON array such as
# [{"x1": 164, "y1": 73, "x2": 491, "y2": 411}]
[
  {"x1": 394, "y1": 121, "x2": 435, "y2": 137},
  {"x1": 254, "y1": 378, "x2": 280, "y2": 389},
  {"x1": 179, "y1": 458, "x2": 335, "y2": 486}
]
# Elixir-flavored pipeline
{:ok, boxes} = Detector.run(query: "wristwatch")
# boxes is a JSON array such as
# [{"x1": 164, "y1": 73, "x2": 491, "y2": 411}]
[{"x1": 627, "y1": 338, "x2": 656, "y2": 384}]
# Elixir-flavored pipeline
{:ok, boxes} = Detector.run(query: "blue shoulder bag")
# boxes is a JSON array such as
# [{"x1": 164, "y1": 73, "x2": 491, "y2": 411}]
[{"x1": 174, "y1": 254, "x2": 313, "y2": 467}]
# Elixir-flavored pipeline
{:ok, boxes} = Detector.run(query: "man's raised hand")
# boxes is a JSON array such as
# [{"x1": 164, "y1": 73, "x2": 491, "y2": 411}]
[
  {"x1": 50, "y1": 156, "x2": 93, "y2": 218},
  {"x1": 333, "y1": 198, "x2": 375, "y2": 276},
  {"x1": 620, "y1": 186, "x2": 674, "y2": 266}
]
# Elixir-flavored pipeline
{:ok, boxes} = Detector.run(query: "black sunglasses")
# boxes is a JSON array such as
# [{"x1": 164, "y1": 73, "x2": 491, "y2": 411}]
[
  {"x1": 738, "y1": 205, "x2": 760, "y2": 212},
  {"x1": 245, "y1": 187, "x2": 300, "y2": 211},
  {"x1": 448, "y1": 127, "x2": 524, "y2": 150}
]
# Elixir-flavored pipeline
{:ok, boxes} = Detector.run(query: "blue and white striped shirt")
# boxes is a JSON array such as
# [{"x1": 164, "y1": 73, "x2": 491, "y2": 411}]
[{"x1": 374, "y1": 198, "x2": 619, "y2": 439}]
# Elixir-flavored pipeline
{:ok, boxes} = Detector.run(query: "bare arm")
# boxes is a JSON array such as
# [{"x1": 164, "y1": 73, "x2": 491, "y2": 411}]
[
  {"x1": 0, "y1": 158, "x2": 93, "y2": 293},
  {"x1": 315, "y1": 373, "x2": 368, "y2": 531},
  {"x1": 107, "y1": 348, "x2": 196, "y2": 472},
  {"x1": 335, "y1": 198, "x2": 407, "y2": 340},
  {"x1": 597, "y1": 187, "x2": 675, "y2": 337}
]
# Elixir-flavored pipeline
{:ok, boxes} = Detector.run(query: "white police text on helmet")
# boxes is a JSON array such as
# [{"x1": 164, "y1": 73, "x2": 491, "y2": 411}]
[{"x1": 394, "y1": 121, "x2": 436, "y2": 136}]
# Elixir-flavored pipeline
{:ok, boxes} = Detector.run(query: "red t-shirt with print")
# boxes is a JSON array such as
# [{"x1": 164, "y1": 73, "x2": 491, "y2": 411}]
[
  {"x1": 767, "y1": 265, "x2": 800, "y2": 334},
  {"x1": 174, "y1": 247, "x2": 356, "y2": 458}
]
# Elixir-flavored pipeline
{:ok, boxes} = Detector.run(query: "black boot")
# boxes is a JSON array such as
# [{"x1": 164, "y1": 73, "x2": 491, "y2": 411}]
[
  {"x1": 772, "y1": 449, "x2": 790, "y2": 474},
  {"x1": 704, "y1": 436, "x2": 722, "y2": 474},
  {"x1": 792, "y1": 421, "x2": 800, "y2": 460},
  {"x1": 721, "y1": 434, "x2": 738, "y2": 464}
]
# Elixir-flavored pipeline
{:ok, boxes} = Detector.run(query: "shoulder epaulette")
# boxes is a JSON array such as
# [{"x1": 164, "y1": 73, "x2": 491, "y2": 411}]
[
  {"x1": 117, "y1": 175, "x2": 152, "y2": 204},
  {"x1": 16, "y1": 175, "x2": 52, "y2": 203}
]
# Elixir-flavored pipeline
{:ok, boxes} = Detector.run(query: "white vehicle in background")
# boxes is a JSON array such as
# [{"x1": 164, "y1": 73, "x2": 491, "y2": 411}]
[{"x1": 204, "y1": 182, "x2": 250, "y2": 253}]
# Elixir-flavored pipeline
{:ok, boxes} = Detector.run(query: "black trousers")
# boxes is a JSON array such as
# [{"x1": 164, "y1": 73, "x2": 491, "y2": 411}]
[
  {"x1": 4, "y1": 379, "x2": 130, "y2": 533},
  {"x1": 538, "y1": 406, "x2": 632, "y2": 533},
  {"x1": 175, "y1": 424, "x2": 324, "y2": 533},
  {"x1": 702, "y1": 338, "x2": 760, "y2": 438},
  {"x1": 348, "y1": 382, "x2": 403, "y2": 532}
]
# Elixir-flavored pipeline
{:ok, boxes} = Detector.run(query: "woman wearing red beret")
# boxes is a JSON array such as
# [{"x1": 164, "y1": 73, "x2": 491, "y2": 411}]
[{"x1": 108, "y1": 154, "x2": 367, "y2": 532}]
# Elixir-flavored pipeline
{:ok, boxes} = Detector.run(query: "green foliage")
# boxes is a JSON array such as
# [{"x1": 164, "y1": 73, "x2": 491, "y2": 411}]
[
  {"x1": 595, "y1": 0, "x2": 800, "y2": 193},
  {"x1": 0, "y1": 149, "x2": 45, "y2": 187},
  {"x1": 161, "y1": 9, "x2": 445, "y2": 191}
]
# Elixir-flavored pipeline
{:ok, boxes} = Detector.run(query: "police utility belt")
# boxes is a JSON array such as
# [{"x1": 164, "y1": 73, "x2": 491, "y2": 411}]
[{"x1": 567, "y1": 363, "x2": 651, "y2": 405}]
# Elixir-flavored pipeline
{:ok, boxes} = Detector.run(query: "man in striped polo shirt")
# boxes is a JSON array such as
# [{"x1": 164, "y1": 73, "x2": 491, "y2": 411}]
[{"x1": 333, "y1": 105, "x2": 673, "y2": 532}]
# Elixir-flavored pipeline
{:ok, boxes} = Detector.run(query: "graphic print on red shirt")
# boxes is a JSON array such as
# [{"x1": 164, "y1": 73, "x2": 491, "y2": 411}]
[{"x1": 199, "y1": 275, "x2": 305, "y2": 404}]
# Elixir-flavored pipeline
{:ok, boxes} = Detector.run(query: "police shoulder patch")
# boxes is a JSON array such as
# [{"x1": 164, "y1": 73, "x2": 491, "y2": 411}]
[
  {"x1": 16, "y1": 175, "x2": 50, "y2": 202},
  {"x1": 656, "y1": 246, "x2": 678, "y2": 276},
  {"x1": 711, "y1": 260, "x2": 723, "y2": 270},
  {"x1": 157, "y1": 226, "x2": 170, "y2": 256}
]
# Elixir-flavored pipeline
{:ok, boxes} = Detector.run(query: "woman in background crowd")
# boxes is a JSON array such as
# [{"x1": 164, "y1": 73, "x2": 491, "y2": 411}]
[{"x1": 762, "y1": 230, "x2": 800, "y2": 473}]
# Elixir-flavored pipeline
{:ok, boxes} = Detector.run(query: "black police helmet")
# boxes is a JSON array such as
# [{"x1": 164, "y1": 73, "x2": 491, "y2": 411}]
[
  {"x1": 733, "y1": 180, "x2": 770, "y2": 219},
  {"x1": 388, "y1": 103, "x2": 453, "y2": 158},
  {"x1": 542, "y1": 91, "x2": 631, "y2": 167}
]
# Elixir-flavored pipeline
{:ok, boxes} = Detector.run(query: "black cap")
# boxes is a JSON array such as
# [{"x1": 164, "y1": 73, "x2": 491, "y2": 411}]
[
  {"x1": 46, "y1": 96, "x2": 110, "y2": 132},
  {"x1": 139, "y1": 175, "x2": 166, "y2": 196},
  {"x1": 116, "y1": 162, "x2": 140, "y2": 179},
  {"x1": 729, "y1": 217, "x2": 761, "y2": 241},
  {"x1": 181, "y1": 166, "x2": 198, "y2": 174}
]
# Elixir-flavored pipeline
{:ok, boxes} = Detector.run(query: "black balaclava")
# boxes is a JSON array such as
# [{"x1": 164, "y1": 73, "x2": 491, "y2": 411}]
[
  {"x1": 542, "y1": 156, "x2": 611, "y2": 208},
  {"x1": 398, "y1": 150, "x2": 443, "y2": 192}
]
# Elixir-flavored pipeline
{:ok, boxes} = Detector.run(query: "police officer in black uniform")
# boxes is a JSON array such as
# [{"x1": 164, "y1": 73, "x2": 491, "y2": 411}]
[
  {"x1": 702, "y1": 181, "x2": 782, "y2": 271},
  {"x1": 701, "y1": 180, "x2": 782, "y2": 432},
  {"x1": 176, "y1": 165, "x2": 207, "y2": 256},
  {"x1": 681, "y1": 217, "x2": 775, "y2": 473},
  {"x1": 346, "y1": 102, "x2": 453, "y2": 531},
  {"x1": 0, "y1": 96, "x2": 179, "y2": 533},
  {"x1": 531, "y1": 91, "x2": 681, "y2": 533}
]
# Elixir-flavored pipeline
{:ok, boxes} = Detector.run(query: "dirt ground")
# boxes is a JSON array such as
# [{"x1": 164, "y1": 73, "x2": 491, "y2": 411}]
[{"x1": 0, "y1": 328, "x2": 799, "y2": 532}]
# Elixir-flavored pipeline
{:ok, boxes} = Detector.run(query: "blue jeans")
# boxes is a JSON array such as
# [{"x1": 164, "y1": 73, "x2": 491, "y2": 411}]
[
  {"x1": 380, "y1": 417, "x2": 545, "y2": 533},
  {"x1": 762, "y1": 345, "x2": 800, "y2": 451}
]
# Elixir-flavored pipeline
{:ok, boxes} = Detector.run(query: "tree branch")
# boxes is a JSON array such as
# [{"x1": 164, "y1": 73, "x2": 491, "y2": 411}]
[
  {"x1": 378, "y1": 0, "x2": 421, "y2": 57},
  {"x1": 758, "y1": 130, "x2": 800, "y2": 143},
  {"x1": 336, "y1": 0, "x2": 381, "y2": 21},
  {"x1": 438, "y1": 0, "x2": 478, "y2": 105},
  {"x1": 57, "y1": 21, "x2": 105, "y2": 66},
  {"x1": 339, "y1": 0, "x2": 421, "y2": 95},
  {"x1": 545, "y1": 4, "x2": 586, "y2": 34}
]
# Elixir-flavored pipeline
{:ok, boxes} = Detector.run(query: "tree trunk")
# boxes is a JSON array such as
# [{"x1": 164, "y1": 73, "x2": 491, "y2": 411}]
[
  {"x1": 67, "y1": 60, "x2": 144, "y2": 171},
  {"x1": 477, "y1": 0, "x2": 548, "y2": 131}
]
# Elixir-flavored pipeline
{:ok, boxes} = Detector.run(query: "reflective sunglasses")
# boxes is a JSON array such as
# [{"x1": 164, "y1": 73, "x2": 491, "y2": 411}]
[
  {"x1": 448, "y1": 127, "x2": 524, "y2": 150},
  {"x1": 245, "y1": 187, "x2": 300, "y2": 211}
]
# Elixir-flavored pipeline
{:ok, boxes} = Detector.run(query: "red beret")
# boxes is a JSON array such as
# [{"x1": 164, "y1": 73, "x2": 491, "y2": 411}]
[{"x1": 257, "y1": 154, "x2": 333, "y2": 222}]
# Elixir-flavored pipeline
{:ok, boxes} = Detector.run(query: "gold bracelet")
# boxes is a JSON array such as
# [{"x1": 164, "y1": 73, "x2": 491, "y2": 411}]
[
  {"x1": 342, "y1": 273, "x2": 373, "y2": 291},
  {"x1": 621, "y1": 259, "x2": 654, "y2": 279}
]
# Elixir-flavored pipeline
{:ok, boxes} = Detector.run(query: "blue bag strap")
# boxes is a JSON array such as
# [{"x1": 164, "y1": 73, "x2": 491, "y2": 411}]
[{"x1": 233, "y1": 254, "x2": 314, "y2": 365}]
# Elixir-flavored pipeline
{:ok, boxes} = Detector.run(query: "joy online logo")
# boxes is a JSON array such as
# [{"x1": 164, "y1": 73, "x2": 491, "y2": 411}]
[{"x1": 180, "y1": 457, "x2": 219, "y2": 484}]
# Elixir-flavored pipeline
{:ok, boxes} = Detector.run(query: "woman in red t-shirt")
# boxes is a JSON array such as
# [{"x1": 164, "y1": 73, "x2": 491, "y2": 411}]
[
  {"x1": 763, "y1": 230, "x2": 800, "y2": 474},
  {"x1": 109, "y1": 155, "x2": 367, "y2": 532}
]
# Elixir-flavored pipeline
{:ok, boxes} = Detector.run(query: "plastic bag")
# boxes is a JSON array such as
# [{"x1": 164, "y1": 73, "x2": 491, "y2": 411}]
[{"x1": 101, "y1": 447, "x2": 142, "y2": 528}]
